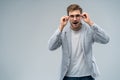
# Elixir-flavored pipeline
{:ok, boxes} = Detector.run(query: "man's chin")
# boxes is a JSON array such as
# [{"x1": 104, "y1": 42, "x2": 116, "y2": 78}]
[
  {"x1": 71, "y1": 23, "x2": 81, "y2": 30},
  {"x1": 72, "y1": 24, "x2": 79, "y2": 28},
  {"x1": 71, "y1": 25, "x2": 78, "y2": 29}
]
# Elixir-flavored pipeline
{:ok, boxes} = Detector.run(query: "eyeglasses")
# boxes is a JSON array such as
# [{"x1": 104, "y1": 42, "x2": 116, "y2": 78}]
[{"x1": 69, "y1": 14, "x2": 81, "y2": 19}]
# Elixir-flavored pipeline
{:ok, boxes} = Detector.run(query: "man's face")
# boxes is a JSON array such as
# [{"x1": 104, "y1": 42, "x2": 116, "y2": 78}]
[{"x1": 68, "y1": 10, "x2": 82, "y2": 30}]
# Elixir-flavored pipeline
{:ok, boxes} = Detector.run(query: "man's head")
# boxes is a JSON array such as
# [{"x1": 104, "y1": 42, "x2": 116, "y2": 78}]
[
  {"x1": 67, "y1": 4, "x2": 82, "y2": 16},
  {"x1": 67, "y1": 4, "x2": 83, "y2": 31}
]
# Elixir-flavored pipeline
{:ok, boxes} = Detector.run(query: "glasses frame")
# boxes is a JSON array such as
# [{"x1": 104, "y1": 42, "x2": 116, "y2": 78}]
[{"x1": 69, "y1": 14, "x2": 82, "y2": 19}]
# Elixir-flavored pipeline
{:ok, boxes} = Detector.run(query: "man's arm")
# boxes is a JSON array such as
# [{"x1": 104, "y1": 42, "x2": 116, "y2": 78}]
[
  {"x1": 48, "y1": 16, "x2": 69, "y2": 50},
  {"x1": 90, "y1": 23, "x2": 110, "y2": 44},
  {"x1": 48, "y1": 29, "x2": 62, "y2": 50},
  {"x1": 82, "y1": 12, "x2": 110, "y2": 44}
]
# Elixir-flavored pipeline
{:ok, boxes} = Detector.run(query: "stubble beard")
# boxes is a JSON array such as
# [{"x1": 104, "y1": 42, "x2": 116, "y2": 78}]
[{"x1": 70, "y1": 22, "x2": 82, "y2": 31}]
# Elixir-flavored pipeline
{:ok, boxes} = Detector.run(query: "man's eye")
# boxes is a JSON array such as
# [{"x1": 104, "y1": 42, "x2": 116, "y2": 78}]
[
  {"x1": 76, "y1": 15, "x2": 80, "y2": 17},
  {"x1": 70, "y1": 15, "x2": 74, "y2": 18}
]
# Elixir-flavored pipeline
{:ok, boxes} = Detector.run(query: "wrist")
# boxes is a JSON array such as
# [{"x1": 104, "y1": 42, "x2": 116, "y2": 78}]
[
  {"x1": 59, "y1": 25, "x2": 64, "y2": 32},
  {"x1": 88, "y1": 21, "x2": 94, "y2": 26}
]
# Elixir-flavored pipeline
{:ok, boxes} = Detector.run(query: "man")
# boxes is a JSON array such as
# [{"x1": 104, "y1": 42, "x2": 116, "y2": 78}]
[{"x1": 48, "y1": 4, "x2": 109, "y2": 80}]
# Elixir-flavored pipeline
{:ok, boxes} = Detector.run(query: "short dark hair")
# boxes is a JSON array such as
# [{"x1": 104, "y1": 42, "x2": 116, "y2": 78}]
[{"x1": 67, "y1": 4, "x2": 83, "y2": 15}]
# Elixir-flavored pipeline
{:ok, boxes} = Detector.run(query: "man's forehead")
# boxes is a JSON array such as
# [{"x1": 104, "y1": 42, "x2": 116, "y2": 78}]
[{"x1": 69, "y1": 10, "x2": 81, "y2": 15}]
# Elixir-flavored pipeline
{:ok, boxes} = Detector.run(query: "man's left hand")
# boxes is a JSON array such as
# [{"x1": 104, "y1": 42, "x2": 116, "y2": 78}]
[{"x1": 82, "y1": 12, "x2": 94, "y2": 26}]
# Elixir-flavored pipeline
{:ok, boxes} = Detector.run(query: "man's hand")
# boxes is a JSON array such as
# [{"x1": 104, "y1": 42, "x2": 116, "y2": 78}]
[
  {"x1": 59, "y1": 16, "x2": 69, "y2": 32},
  {"x1": 82, "y1": 12, "x2": 94, "y2": 26}
]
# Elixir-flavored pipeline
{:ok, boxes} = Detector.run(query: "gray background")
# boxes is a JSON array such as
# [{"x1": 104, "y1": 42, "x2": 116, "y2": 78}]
[{"x1": 0, "y1": 0, "x2": 120, "y2": 80}]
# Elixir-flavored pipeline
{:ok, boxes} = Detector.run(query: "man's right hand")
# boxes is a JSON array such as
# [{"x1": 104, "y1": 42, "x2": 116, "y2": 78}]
[{"x1": 59, "y1": 16, "x2": 69, "y2": 32}]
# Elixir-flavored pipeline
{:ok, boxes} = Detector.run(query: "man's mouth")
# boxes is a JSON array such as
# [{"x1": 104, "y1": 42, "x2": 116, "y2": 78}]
[{"x1": 73, "y1": 22, "x2": 78, "y2": 24}]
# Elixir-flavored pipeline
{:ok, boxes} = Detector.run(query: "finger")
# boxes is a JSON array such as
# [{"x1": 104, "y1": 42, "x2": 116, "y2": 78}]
[
  {"x1": 82, "y1": 12, "x2": 88, "y2": 18},
  {"x1": 63, "y1": 18, "x2": 66, "y2": 22},
  {"x1": 82, "y1": 14, "x2": 87, "y2": 19},
  {"x1": 66, "y1": 16, "x2": 69, "y2": 20},
  {"x1": 82, "y1": 14, "x2": 86, "y2": 19},
  {"x1": 64, "y1": 17, "x2": 69, "y2": 22},
  {"x1": 62, "y1": 17, "x2": 66, "y2": 22}
]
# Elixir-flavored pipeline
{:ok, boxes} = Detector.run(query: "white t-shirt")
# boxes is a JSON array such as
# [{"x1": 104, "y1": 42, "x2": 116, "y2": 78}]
[{"x1": 66, "y1": 27, "x2": 91, "y2": 77}]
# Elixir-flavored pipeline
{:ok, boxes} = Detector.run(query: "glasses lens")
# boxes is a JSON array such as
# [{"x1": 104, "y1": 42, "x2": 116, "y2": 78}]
[{"x1": 69, "y1": 14, "x2": 81, "y2": 18}]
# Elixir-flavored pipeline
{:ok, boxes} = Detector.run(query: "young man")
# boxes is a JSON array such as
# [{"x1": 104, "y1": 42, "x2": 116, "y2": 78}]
[{"x1": 48, "y1": 4, "x2": 110, "y2": 80}]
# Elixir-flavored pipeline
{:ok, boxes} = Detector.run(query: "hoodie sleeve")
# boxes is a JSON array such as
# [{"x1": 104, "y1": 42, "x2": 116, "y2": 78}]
[
  {"x1": 90, "y1": 23, "x2": 110, "y2": 44},
  {"x1": 48, "y1": 29, "x2": 62, "y2": 50}
]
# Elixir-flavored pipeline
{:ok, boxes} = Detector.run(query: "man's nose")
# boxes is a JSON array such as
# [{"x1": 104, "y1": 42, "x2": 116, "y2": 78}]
[{"x1": 73, "y1": 17, "x2": 77, "y2": 20}]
